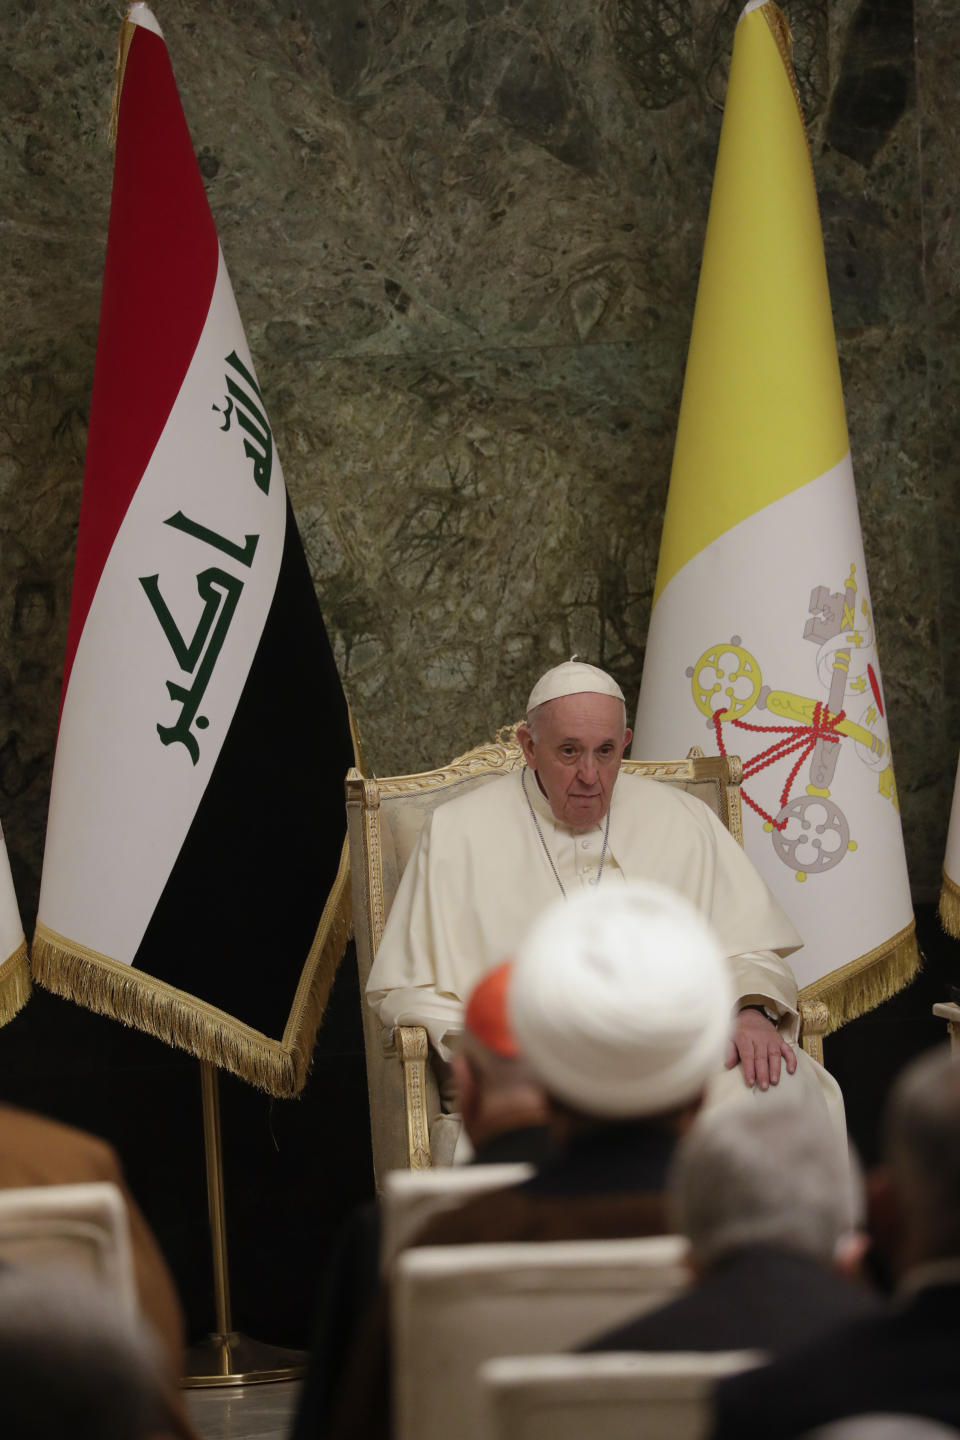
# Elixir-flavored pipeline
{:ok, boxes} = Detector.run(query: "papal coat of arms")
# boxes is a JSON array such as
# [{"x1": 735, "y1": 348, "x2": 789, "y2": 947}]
[{"x1": 686, "y1": 563, "x2": 898, "y2": 881}]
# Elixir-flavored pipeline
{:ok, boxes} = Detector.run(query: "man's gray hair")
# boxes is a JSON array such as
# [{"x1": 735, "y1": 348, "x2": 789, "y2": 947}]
[
  {"x1": 669, "y1": 1100, "x2": 861, "y2": 1267},
  {"x1": 883, "y1": 1045, "x2": 960, "y2": 1259},
  {"x1": 0, "y1": 1268, "x2": 170, "y2": 1438}
]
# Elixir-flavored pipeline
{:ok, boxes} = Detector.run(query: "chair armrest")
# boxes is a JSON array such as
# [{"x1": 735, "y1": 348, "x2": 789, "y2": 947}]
[
  {"x1": 798, "y1": 1000, "x2": 829, "y2": 1065},
  {"x1": 933, "y1": 1002, "x2": 960, "y2": 1056},
  {"x1": 383, "y1": 1025, "x2": 434, "y2": 1170}
]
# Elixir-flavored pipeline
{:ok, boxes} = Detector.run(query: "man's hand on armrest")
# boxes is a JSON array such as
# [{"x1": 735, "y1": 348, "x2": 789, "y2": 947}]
[
  {"x1": 725, "y1": 1006, "x2": 798, "y2": 1090},
  {"x1": 373, "y1": 984, "x2": 464, "y2": 1060}
]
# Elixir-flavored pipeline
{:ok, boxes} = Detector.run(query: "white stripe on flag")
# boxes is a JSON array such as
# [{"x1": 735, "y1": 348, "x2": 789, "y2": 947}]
[
  {"x1": 40, "y1": 251, "x2": 286, "y2": 963},
  {"x1": 634, "y1": 454, "x2": 913, "y2": 993},
  {"x1": 0, "y1": 821, "x2": 24, "y2": 965}
]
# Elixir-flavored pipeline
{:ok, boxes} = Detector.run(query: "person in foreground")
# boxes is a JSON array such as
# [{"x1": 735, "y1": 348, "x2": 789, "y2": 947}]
[
  {"x1": 367, "y1": 660, "x2": 845, "y2": 1134},
  {"x1": 448, "y1": 959, "x2": 552, "y2": 1166},
  {"x1": 330, "y1": 881, "x2": 735, "y2": 1440},
  {"x1": 0, "y1": 1100, "x2": 196, "y2": 1439},
  {"x1": 0, "y1": 1268, "x2": 178, "y2": 1440},
  {"x1": 583, "y1": 1099, "x2": 880, "y2": 1358},
  {"x1": 290, "y1": 962, "x2": 551, "y2": 1440},
  {"x1": 711, "y1": 1046, "x2": 960, "y2": 1438}
]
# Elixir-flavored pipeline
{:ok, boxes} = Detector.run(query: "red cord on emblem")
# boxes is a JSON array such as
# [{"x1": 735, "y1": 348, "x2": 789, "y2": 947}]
[{"x1": 712, "y1": 704, "x2": 844, "y2": 829}]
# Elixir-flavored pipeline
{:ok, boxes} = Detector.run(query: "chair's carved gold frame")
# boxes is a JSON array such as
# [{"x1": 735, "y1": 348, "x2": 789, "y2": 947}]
[
  {"x1": 347, "y1": 728, "x2": 828, "y2": 1181},
  {"x1": 933, "y1": 1002, "x2": 960, "y2": 1056}
]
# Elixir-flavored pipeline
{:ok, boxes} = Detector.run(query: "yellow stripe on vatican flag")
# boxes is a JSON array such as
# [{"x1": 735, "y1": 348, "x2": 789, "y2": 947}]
[
  {"x1": 654, "y1": 1, "x2": 849, "y2": 605},
  {"x1": 635, "y1": 0, "x2": 918, "y2": 1028}
]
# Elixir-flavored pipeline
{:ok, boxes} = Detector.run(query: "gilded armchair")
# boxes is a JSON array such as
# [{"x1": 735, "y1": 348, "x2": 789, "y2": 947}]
[{"x1": 347, "y1": 729, "x2": 829, "y2": 1185}]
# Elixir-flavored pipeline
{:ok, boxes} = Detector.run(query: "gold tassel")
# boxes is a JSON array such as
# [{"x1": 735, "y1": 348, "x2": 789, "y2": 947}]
[
  {"x1": 32, "y1": 839, "x2": 352, "y2": 1099},
  {"x1": 939, "y1": 870, "x2": 960, "y2": 940},
  {"x1": 798, "y1": 920, "x2": 920, "y2": 1036},
  {"x1": 763, "y1": 2, "x2": 793, "y2": 63},
  {"x1": 761, "y1": 3, "x2": 813, "y2": 166},
  {"x1": 0, "y1": 941, "x2": 31, "y2": 1026},
  {"x1": 276, "y1": 838, "x2": 353, "y2": 1087},
  {"x1": 108, "y1": 14, "x2": 138, "y2": 149}
]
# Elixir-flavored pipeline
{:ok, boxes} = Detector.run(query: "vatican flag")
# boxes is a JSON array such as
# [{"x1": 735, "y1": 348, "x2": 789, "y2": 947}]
[
  {"x1": 0, "y1": 818, "x2": 28, "y2": 1024},
  {"x1": 940, "y1": 758, "x2": 960, "y2": 937},
  {"x1": 631, "y1": 1, "x2": 917, "y2": 1030}
]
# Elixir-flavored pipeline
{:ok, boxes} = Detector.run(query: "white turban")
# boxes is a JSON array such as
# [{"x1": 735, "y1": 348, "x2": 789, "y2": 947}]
[
  {"x1": 509, "y1": 881, "x2": 733, "y2": 1118},
  {"x1": 526, "y1": 661, "x2": 625, "y2": 714}
]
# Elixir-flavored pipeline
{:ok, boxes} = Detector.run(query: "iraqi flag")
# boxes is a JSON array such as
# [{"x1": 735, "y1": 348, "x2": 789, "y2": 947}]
[
  {"x1": 631, "y1": 1, "x2": 918, "y2": 1032},
  {"x1": 0, "y1": 818, "x2": 29, "y2": 1025},
  {"x1": 32, "y1": 4, "x2": 354, "y2": 1098}
]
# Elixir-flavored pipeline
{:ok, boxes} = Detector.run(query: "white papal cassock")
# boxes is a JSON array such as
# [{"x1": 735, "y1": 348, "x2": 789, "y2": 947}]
[{"x1": 366, "y1": 767, "x2": 846, "y2": 1134}]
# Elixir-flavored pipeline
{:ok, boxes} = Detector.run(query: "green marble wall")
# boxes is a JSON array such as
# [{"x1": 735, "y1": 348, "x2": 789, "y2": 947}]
[{"x1": 1, "y1": 0, "x2": 954, "y2": 920}]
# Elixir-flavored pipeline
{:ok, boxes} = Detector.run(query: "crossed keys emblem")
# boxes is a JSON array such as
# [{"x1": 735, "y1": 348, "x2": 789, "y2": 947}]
[{"x1": 685, "y1": 563, "x2": 897, "y2": 881}]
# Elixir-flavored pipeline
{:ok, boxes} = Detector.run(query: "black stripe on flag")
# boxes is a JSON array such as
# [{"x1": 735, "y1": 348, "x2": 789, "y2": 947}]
[{"x1": 133, "y1": 498, "x2": 352, "y2": 1039}]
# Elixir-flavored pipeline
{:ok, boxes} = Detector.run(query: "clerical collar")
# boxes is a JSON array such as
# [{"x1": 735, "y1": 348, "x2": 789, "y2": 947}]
[{"x1": 522, "y1": 766, "x2": 614, "y2": 898}]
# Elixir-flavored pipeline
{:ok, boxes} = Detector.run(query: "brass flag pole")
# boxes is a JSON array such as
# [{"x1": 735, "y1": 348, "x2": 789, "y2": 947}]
[{"x1": 182, "y1": 1061, "x2": 307, "y2": 1387}]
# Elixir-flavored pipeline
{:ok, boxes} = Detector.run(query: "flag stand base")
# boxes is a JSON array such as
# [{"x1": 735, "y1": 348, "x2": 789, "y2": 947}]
[
  {"x1": 180, "y1": 1061, "x2": 308, "y2": 1389},
  {"x1": 182, "y1": 1332, "x2": 306, "y2": 1388}
]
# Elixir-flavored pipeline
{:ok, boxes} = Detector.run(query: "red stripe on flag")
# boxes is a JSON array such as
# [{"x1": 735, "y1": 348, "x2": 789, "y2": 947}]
[
  {"x1": 867, "y1": 662, "x2": 885, "y2": 718},
  {"x1": 61, "y1": 25, "x2": 218, "y2": 708}
]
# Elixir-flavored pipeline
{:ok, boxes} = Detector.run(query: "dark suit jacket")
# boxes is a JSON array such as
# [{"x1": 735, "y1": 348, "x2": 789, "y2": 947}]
[
  {"x1": 329, "y1": 1118, "x2": 677, "y2": 1440},
  {"x1": 290, "y1": 1123, "x2": 553, "y2": 1440},
  {"x1": 711, "y1": 1280, "x2": 960, "y2": 1439},
  {"x1": 582, "y1": 1243, "x2": 882, "y2": 1358}
]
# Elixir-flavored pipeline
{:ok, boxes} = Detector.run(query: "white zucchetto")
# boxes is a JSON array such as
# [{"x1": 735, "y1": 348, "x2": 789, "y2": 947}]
[
  {"x1": 509, "y1": 881, "x2": 733, "y2": 1118},
  {"x1": 526, "y1": 661, "x2": 625, "y2": 714}
]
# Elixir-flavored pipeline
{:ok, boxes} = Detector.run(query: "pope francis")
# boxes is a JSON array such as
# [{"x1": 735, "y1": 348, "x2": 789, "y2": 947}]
[{"x1": 366, "y1": 661, "x2": 845, "y2": 1130}]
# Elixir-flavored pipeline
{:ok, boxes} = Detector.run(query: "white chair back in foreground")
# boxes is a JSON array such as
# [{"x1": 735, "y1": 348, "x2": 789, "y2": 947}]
[
  {"x1": 0, "y1": 1181, "x2": 137, "y2": 1321},
  {"x1": 381, "y1": 1164, "x2": 534, "y2": 1271},
  {"x1": 392, "y1": 1234, "x2": 690, "y2": 1440},
  {"x1": 479, "y1": 1350, "x2": 763, "y2": 1440}
]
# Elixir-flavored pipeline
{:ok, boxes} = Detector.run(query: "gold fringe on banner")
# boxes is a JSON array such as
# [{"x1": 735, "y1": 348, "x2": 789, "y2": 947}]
[
  {"x1": 798, "y1": 919, "x2": 920, "y2": 1037},
  {"x1": 108, "y1": 14, "x2": 138, "y2": 149},
  {"x1": 939, "y1": 869, "x2": 960, "y2": 940},
  {"x1": 761, "y1": 3, "x2": 814, "y2": 164},
  {"x1": 0, "y1": 940, "x2": 31, "y2": 1026},
  {"x1": 31, "y1": 838, "x2": 352, "y2": 1099}
]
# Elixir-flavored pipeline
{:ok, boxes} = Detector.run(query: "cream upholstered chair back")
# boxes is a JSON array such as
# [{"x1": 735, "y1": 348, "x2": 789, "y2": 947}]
[
  {"x1": 478, "y1": 1350, "x2": 764, "y2": 1440},
  {"x1": 391, "y1": 1234, "x2": 690, "y2": 1440},
  {"x1": 0, "y1": 1181, "x2": 138, "y2": 1320},
  {"x1": 346, "y1": 727, "x2": 756, "y2": 1183},
  {"x1": 381, "y1": 1164, "x2": 534, "y2": 1271}
]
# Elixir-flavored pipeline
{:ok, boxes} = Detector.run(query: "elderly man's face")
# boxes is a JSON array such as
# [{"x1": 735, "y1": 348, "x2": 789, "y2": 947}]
[{"x1": 518, "y1": 692, "x2": 632, "y2": 830}]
